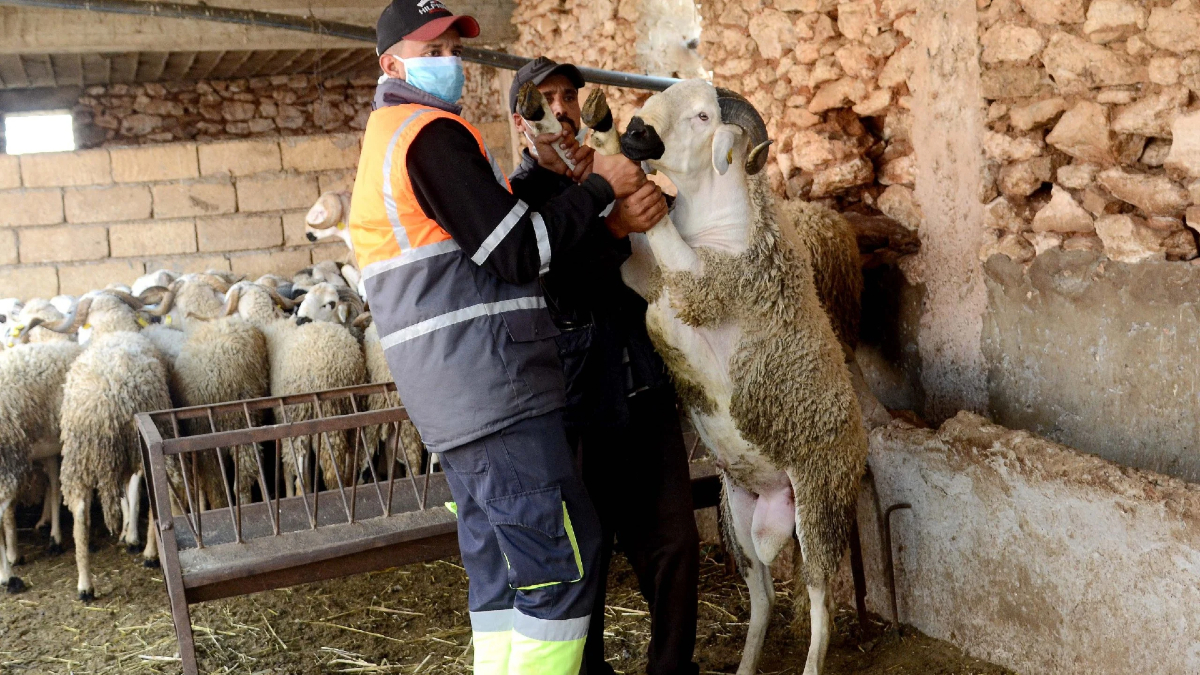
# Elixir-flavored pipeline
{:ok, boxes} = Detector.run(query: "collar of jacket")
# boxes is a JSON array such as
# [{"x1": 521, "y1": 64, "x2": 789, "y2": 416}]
[{"x1": 373, "y1": 77, "x2": 464, "y2": 115}]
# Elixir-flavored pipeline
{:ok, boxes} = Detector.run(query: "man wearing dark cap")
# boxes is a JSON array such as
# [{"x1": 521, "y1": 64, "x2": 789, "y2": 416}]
[
  {"x1": 507, "y1": 58, "x2": 701, "y2": 675},
  {"x1": 348, "y1": 2, "x2": 654, "y2": 673}
]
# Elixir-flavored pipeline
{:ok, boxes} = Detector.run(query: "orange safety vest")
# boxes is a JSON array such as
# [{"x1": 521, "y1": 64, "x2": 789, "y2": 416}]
[{"x1": 349, "y1": 103, "x2": 564, "y2": 452}]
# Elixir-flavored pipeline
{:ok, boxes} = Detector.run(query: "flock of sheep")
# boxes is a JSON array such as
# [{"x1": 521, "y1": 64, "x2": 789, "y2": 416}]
[{"x1": 0, "y1": 232, "x2": 420, "y2": 601}]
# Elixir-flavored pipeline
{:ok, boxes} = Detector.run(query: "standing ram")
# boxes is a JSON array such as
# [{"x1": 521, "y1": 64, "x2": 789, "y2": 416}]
[
  {"x1": 40, "y1": 291, "x2": 173, "y2": 600},
  {"x1": 587, "y1": 81, "x2": 869, "y2": 675}
]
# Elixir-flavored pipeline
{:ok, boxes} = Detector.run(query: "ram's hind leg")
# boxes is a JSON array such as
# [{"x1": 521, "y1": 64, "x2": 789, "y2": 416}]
[
  {"x1": 71, "y1": 494, "x2": 94, "y2": 601},
  {"x1": 123, "y1": 472, "x2": 143, "y2": 553},
  {"x1": 43, "y1": 457, "x2": 63, "y2": 553},
  {"x1": 0, "y1": 500, "x2": 23, "y2": 593},
  {"x1": 721, "y1": 477, "x2": 774, "y2": 675},
  {"x1": 788, "y1": 473, "x2": 839, "y2": 675}
]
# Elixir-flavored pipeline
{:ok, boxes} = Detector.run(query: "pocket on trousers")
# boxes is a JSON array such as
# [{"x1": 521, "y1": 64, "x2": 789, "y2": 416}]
[
  {"x1": 485, "y1": 486, "x2": 583, "y2": 590},
  {"x1": 438, "y1": 444, "x2": 489, "y2": 474}
]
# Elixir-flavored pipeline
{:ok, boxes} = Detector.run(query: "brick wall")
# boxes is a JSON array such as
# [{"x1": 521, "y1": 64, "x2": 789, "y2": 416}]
[{"x1": 0, "y1": 134, "x2": 363, "y2": 301}]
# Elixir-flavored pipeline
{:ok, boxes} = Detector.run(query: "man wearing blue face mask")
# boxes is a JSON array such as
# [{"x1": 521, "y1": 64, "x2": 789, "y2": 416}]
[{"x1": 349, "y1": 2, "x2": 655, "y2": 673}]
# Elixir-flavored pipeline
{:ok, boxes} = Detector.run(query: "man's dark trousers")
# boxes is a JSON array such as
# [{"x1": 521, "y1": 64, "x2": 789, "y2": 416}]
[{"x1": 576, "y1": 387, "x2": 700, "y2": 675}]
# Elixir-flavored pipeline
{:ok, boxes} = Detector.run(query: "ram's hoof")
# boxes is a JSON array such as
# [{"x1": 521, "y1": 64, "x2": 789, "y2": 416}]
[
  {"x1": 516, "y1": 82, "x2": 546, "y2": 122},
  {"x1": 5, "y1": 577, "x2": 26, "y2": 594},
  {"x1": 78, "y1": 589, "x2": 95, "y2": 602},
  {"x1": 582, "y1": 89, "x2": 613, "y2": 132},
  {"x1": 46, "y1": 542, "x2": 64, "y2": 556},
  {"x1": 126, "y1": 544, "x2": 141, "y2": 555},
  {"x1": 35, "y1": 522, "x2": 49, "y2": 533},
  {"x1": 13, "y1": 555, "x2": 25, "y2": 567},
  {"x1": 143, "y1": 558, "x2": 160, "y2": 569}
]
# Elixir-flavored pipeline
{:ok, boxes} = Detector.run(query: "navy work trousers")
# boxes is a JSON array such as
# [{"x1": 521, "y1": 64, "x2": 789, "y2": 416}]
[{"x1": 438, "y1": 410, "x2": 602, "y2": 673}]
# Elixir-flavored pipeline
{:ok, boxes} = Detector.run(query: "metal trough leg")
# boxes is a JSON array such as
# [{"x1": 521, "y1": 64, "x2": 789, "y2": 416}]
[{"x1": 848, "y1": 519, "x2": 869, "y2": 634}]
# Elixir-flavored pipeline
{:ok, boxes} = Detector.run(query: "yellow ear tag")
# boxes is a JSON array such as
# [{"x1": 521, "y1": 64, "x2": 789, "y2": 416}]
[
  {"x1": 137, "y1": 317, "x2": 149, "y2": 327},
  {"x1": 83, "y1": 323, "x2": 91, "y2": 330},
  {"x1": 164, "y1": 315, "x2": 173, "y2": 326},
  {"x1": 336, "y1": 221, "x2": 347, "y2": 231}
]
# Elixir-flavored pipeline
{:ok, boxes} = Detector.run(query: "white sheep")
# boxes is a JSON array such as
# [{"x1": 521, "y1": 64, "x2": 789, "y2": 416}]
[
  {"x1": 40, "y1": 290, "x2": 173, "y2": 599},
  {"x1": 225, "y1": 282, "x2": 366, "y2": 497},
  {"x1": 137, "y1": 277, "x2": 272, "y2": 516},
  {"x1": 295, "y1": 286, "x2": 425, "y2": 480},
  {"x1": 0, "y1": 338, "x2": 82, "y2": 592},
  {"x1": 3, "y1": 300, "x2": 78, "y2": 554},
  {"x1": 607, "y1": 81, "x2": 868, "y2": 675}
]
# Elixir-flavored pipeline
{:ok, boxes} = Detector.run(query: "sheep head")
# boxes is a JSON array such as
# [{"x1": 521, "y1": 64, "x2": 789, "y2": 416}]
[
  {"x1": 305, "y1": 191, "x2": 353, "y2": 245},
  {"x1": 620, "y1": 79, "x2": 772, "y2": 178},
  {"x1": 223, "y1": 281, "x2": 292, "y2": 326},
  {"x1": 295, "y1": 282, "x2": 363, "y2": 328}
]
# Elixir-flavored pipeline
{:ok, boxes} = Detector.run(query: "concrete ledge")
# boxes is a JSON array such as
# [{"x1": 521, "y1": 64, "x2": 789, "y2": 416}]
[{"x1": 860, "y1": 412, "x2": 1200, "y2": 675}]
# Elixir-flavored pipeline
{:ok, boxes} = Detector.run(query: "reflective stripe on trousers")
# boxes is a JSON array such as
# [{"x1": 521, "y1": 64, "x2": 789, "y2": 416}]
[{"x1": 440, "y1": 411, "x2": 601, "y2": 675}]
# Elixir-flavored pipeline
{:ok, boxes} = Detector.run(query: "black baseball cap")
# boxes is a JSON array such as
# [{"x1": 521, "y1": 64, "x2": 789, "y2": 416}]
[
  {"x1": 376, "y1": 0, "x2": 480, "y2": 56},
  {"x1": 508, "y1": 56, "x2": 586, "y2": 113}
]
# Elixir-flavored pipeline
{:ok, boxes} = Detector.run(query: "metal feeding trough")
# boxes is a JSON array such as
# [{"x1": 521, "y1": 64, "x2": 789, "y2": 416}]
[{"x1": 135, "y1": 382, "x2": 722, "y2": 675}]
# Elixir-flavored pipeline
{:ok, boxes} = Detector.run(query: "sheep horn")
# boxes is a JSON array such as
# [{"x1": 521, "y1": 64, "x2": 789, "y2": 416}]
[
  {"x1": 45, "y1": 296, "x2": 93, "y2": 334},
  {"x1": 265, "y1": 286, "x2": 296, "y2": 311},
  {"x1": 143, "y1": 280, "x2": 180, "y2": 317},
  {"x1": 220, "y1": 286, "x2": 243, "y2": 317},
  {"x1": 14, "y1": 318, "x2": 43, "y2": 344},
  {"x1": 138, "y1": 285, "x2": 170, "y2": 303},
  {"x1": 186, "y1": 311, "x2": 214, "y2": 322},
  {"x1": 192, "y1": 273, "x2": 233, "y2": 293},
  {"x1": 352, "y1": 311, "x2": 373, "y2": 329},
  {"x1": 104, "y1": 289, "x2": 146, "y2": 309},
  {"x1": 715, "y1": 87, "x2": 772, "y2": 175}
]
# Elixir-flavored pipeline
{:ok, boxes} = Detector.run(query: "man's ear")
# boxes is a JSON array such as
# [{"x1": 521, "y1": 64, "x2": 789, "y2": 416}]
[
  {"x1": 379, "y1": 54, "x2": 405, "y2": 80},
  {"x1": 711, "y1": 124, "x2": 743, "y2": 175}
]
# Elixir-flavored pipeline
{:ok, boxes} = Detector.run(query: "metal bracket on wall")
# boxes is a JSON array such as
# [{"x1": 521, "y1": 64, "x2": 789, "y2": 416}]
[{"x1": 0, "y1": 0, "x2": 683, "y2": 92}]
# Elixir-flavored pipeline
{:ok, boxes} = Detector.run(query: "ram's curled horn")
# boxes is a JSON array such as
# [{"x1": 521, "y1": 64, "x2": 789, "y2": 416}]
[
  {"x1": 191, "y1": 273, "x2": 234, "y2": 293},
  {"x1": 14, "y1": 318, "x2": 43, "y2": 344},
  {"x1": 143, "y1": 282, "x2": 177, "y2": 317},
  {"x1": 352, "y1": 311, "x2": 373, "y2": 329},
  {"x1": 103, "y1": 289, "x2": 147, "y2": 310},
  {"x1": 45, "y1": 296, "x2": 93, "y2": 334},
  {"x1": 264, "y1": 286, "x2": 297, "y2": 311},
  {"x1": 219, "y1": 285, "x2": 243, "y2": 317},
  {"x1": 715, "y1": 87, "x2": 772, "y2": 175},
  {"x1": 137, "y1": 284, "x2": 170, "y2": 302}
]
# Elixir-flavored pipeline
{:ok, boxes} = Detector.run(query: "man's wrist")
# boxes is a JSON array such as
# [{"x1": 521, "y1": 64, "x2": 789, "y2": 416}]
[{"x1": 581, "y1": 174, "x2": 616, "y2": 212}]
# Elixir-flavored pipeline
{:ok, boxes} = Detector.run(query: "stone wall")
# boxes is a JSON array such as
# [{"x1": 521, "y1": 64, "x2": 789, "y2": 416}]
[
  {"x1": 512, "y1": 0, "x2": 705, "y2": 129},
  {"x1": 861, "y1": 413, "x2": 1200, "y2": 675},
  {"x1": 0, "y1": 135, "x2": 361, "y2": 300},
  {"x1": 62, "y1": 63, "x2": 507, "y2": 152},
  {"x1": 698, "y1": 0, "x2": 920, "y2": 217},
  {"x1": 68, "y1": 75, "x2": 377, "y2": 149},
  {"x1": 977, "y1": 0, "x2": 1200, "y2": 265}
]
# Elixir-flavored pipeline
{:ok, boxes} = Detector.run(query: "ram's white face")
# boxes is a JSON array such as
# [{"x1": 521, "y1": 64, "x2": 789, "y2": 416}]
[
  {"x1": 305, "y1": 192, "x2": 352, "y2": 246},
  {"x1": 296, "y1": 282, "x2": 350, "y2": 326},
  {"x1": 621, "y1": 80, "x2": 743, "y2": 180}
]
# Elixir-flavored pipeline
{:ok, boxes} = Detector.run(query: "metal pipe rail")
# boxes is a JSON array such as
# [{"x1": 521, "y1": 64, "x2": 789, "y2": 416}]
[{"x1": 0, "y1": 0, "x2": 683, "y2": 91}]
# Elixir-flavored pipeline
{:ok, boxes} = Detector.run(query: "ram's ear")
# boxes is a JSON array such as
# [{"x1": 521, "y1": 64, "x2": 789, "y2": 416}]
[{"x1": 711, "y1": 124, "x2": 742, "y2": 175}]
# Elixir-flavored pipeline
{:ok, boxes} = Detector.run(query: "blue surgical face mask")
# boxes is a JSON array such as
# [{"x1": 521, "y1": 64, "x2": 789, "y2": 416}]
[{"x1": 399, "y1": 56, "x2": 465, "y2": 104}]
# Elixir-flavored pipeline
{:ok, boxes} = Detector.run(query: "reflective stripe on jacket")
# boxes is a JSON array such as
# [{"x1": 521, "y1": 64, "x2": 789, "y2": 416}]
[{"x1": 349, "y1": 103, "x2": 564, "y2": 452}]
